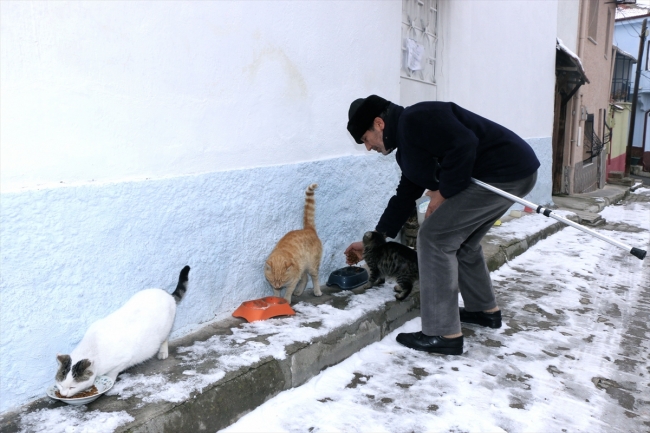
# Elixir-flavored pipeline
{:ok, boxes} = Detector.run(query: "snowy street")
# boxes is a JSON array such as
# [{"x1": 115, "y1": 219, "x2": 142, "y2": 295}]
[{"x1": 223, "y1": 188, "x2": 650, "y2": 433}]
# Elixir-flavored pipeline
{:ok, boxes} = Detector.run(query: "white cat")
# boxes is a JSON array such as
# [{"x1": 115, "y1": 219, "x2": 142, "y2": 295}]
[{"x1": 54, "y1": 266, "x2": 190, "y2": 397}]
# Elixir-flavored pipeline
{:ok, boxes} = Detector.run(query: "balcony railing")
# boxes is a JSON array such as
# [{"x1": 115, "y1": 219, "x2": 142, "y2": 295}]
[{"x1": 611, "y1": 79, "x2": 632, "y2": 102}]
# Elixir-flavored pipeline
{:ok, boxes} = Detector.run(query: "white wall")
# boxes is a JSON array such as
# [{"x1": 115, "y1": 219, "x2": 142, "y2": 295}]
[
  {"x1": 557, "y1": 0, "x2": 581, "y2": 53},
  {"x1": 1, "y1": 1, "x2": 400, "y2": 193},
  {"x1": 437, "y1": 0, "x2": 557, "y2": 140},
  {"x1": 435, "y1": 0, "x2": 557, "y2": 206},
  {"x1": 614, "y1": 17, "x2": 650, "y2": 149},
  {"x1": 0, "y1": 0, "x2": 402, "y2": 414}
]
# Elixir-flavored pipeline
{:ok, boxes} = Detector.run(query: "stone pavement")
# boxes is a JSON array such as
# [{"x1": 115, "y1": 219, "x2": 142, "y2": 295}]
[{"x1": 1, "y1": 183, "x2": 646, "y2": 433}]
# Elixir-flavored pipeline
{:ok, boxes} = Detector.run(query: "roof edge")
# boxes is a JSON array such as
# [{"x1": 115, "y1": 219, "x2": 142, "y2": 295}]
[{"x1": 556, "y1": 38, "x2": 590, "y2": 84}]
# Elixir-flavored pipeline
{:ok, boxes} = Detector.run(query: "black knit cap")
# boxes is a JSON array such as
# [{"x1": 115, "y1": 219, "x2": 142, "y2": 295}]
[{"x1": 347, "y1": 95, "x2": 391, "y2": 144}]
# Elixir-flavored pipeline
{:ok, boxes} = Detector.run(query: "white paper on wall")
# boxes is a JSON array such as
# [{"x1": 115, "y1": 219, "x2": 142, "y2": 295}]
[{"x1": 404, "y1": 38, "x2": 424, "y2": 71}]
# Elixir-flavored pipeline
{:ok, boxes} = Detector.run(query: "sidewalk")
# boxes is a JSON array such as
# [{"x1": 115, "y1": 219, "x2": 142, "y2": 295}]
[
  {"x1": 224, "y1": 184, "x2": 650, "y2": 432},
  {"x1": 1, "y1": 183, "x2": 644, "y2": 433}
]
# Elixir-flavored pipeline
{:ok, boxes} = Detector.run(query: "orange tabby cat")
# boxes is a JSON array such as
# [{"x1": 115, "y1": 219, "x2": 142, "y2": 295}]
[{"x1": 264, "y1": 184, "x2": 323, "y2": 303}]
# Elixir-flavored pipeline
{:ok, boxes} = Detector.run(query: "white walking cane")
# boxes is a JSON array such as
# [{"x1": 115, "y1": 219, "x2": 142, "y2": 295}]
[{"x1": 471, "y1": 178, "x2": 647, "y2": 260}]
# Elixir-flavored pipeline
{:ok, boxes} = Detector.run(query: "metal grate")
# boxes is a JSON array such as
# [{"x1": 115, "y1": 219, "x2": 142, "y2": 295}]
[
  {"x1": 401, "y1": 0, "x2": 439, "y2": 85},
  {"x1": 583, "y1": 128, "x2": 604, "y2": 164}
]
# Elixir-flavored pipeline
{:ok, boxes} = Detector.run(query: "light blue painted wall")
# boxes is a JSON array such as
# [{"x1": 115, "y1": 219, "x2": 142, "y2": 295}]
[
  {"x1": 522, "y1": 137, "x2": 554, "y2": 208},
  {"x1": 0, "y1": 136, "x2": 551, "y2": 414},
  {"x1": 0, "y1": 155, "x2": 402, "y2": 413},
  {"x1": 614, "y1": 17, "x2": 650, "y2": 148}
]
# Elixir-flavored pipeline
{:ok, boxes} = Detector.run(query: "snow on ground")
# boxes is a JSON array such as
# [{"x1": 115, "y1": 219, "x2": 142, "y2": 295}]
[
  {"x1": 19, "y1": 279, "x2": 398, "y2": 430},
  {"x1": 178, "y1": 286, "x2": 395, "y2": 365},
  {"x1": 18, "y1": 190, "x2": 648, "y2": 433},
  {"x1": 486, "y1": 209, "x2": 575, "y2": 244},
  {"x1": 17, "y1": 406, "x2": 133, "y2": 433},
  {"x1": 104, "y1": 284, "x2": 397, "y2": 406},
  {"x1": 107, "y1": 369, "x2": 226, "y2": 405},
  {"x1": 222, "y1": 191, "x2": 649, "y2": 433}
]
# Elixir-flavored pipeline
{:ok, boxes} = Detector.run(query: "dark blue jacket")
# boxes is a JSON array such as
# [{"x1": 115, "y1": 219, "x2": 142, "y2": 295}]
[{"x1": 375, "y1": 102, "x2": 540, "y2": 238}]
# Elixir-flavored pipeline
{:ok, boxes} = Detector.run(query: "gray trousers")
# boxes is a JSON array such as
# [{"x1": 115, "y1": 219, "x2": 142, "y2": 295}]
[{"x1": 416, "y1": 172, "x2": 537, "y2": 336}]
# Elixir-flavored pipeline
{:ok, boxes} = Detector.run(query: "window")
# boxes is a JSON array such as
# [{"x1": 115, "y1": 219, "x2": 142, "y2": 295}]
[
  {"x1": 611, "y1": 51, "x2": 634, "y2": 101},
  {"x1": 401, "y1": 0, "x2": 439, "y2": 85},
  {"x1": 647, "y1": 41, "x2": 650, "y2": 71},
  {"x1": 588, "y1": 0, "x2": 599, "y2": 42}
]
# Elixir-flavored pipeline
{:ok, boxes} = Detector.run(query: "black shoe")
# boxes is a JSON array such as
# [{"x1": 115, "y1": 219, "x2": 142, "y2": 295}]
[
  {"x1": 459, "y1": 308, "x2": 502, "y2": 329},
  {"x1": 396, "y1": 331, "x2": 463, "y2": 355}
]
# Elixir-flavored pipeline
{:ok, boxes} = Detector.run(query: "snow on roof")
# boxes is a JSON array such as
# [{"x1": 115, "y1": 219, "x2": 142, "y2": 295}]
[
  {"x1": 616, "y1": 5, "x2": 650, "y2": 20},
  {"x1": 614, "y1": 45, "x2": 638, "y2": 62},
  {"x1": 556, "y1": 38, "x2": 589, "y2": 84}
]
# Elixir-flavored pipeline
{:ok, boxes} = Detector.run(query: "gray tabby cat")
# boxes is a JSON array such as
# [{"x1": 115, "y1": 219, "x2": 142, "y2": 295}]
[{"x1": 362, "y1": 231, "x2": 418, "y2": 300}]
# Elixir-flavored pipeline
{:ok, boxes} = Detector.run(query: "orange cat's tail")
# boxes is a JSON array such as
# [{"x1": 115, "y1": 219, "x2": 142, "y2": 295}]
[{"x1": 303, "y1": 183, "x2": 318, "y2": 229}]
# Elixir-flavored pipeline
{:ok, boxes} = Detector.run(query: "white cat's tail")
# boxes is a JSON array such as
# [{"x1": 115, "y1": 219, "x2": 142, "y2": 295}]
[
  {"x1": 171, "y1": 266, "x2": 190, "y2": 303},
  {"x1": 303, "y1": 183, "x2": 318, "y2": 230}
]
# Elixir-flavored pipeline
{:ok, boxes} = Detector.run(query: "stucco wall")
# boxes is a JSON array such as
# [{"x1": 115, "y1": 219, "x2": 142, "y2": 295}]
[
  {"x1": 523, "y1": 137, "x2": 553, "y2": 208},
  {"x1": 437, "y1": 0, "x2": 557, "y2": 140},
  {"x1": 610, "y1": 105, "x2": 631, "y2": 162},
  {"x1": 614, "y1": 16, "x2": 650, "y2": 93},
  {"x1": 0, "y1": 155, "x2": 403, "y2": 413},
  {"x1": 0, "y1": 1, "x2": 401, "y2": 193},
  {"x1": 434, "y1": 0, "x2": 556, "y2": 206},
  {"x1": 557, "y1": 0, "x2": 581, "y2": 53},
  {"x1": 0, "y1": 0, "x2": 403, "y2": 414},
  {"x1": 579, "y1": 0, "x2": 616, "y2": 119},
  {"x1": 614, "y1": 15, "x2": 650, "y2": 149}
]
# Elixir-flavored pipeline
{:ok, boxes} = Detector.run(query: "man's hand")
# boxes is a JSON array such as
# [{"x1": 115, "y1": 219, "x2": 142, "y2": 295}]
[
  {"x1": 425, "y1": 190, "x2": 446, "y2": 218},
  {"x1": 344, "y1": 242, "x2": 364, "y2": 265}
]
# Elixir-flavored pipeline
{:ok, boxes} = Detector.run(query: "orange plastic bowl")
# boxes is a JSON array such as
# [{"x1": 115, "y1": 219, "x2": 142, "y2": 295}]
[{"x1": 232, "y1": 296, "x2": 296, "y2": 322}]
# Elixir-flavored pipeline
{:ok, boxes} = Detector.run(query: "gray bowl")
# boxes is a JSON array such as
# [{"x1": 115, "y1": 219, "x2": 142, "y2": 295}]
[{"x1": 326, "y1": 266, "x2": 369, "y2": 290}]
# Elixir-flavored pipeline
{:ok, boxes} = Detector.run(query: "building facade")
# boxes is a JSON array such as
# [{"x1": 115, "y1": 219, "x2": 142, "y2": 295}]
[
  {"x1": 0, "y1": 1, "x2": 558, "y2": 413},
  {"x1": 553, "y1": 0, "x2": 617, "y2": 194},
  {"x1": 614, "y1": 8, "x2": 650, "y2": 172},
  {"x1": 607, "y1": 46, "x2": 637, "y2": 176}
]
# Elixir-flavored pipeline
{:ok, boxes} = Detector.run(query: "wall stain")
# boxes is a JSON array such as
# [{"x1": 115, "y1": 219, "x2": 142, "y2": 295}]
[{"x1": 244, "y1": 44, "x2": 308, "y2": 100}]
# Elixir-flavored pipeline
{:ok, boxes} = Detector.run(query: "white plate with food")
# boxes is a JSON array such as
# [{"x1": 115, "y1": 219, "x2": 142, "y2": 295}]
[{"x1": 46, "y1": 375, "x2": 114, "y2": 406}]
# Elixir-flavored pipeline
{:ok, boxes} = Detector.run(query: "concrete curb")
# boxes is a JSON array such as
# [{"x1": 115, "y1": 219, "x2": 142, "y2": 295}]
[
  {"x1": 0, "y1": 289, "x2": 421, "y2": 433},
  {"x1": 0, "y1": 215, "x2": 580, "y2": 433},
  {"x1": 482, "y1": 219, "x2": 570, "y2": 273},
  {"x1": 552, "y1": 184, "x2": 629, "y2": 213},
  {"x1": 123, "y1": 296, "x2": 421, "y2": 433}
]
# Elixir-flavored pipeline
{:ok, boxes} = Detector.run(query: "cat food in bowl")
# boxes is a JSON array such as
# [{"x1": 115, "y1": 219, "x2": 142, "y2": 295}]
[
  {"x1": 55, "y1": 385, "x2": 98, "y2": 399},
  {"x1": 46, "y1": 375, "x2": 114, "y2": 406},
  {"x1": 232, "y1": 296, "x2": 296, "y2": 322},
  {"x1": 345, "y1": 250, "x2": 361, "y2": 266},
  {"x1": 326, "y1": 266, "x2": 369, "y2": 290}
]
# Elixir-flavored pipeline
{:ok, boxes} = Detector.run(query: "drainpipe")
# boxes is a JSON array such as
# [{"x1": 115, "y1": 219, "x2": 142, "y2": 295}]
[
  {"x1": 643, "y1": 111, "x2": 650, "y2": 169},
  {"x1": 567, "y1": 0, "x2": 589, "y2": 195}
]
